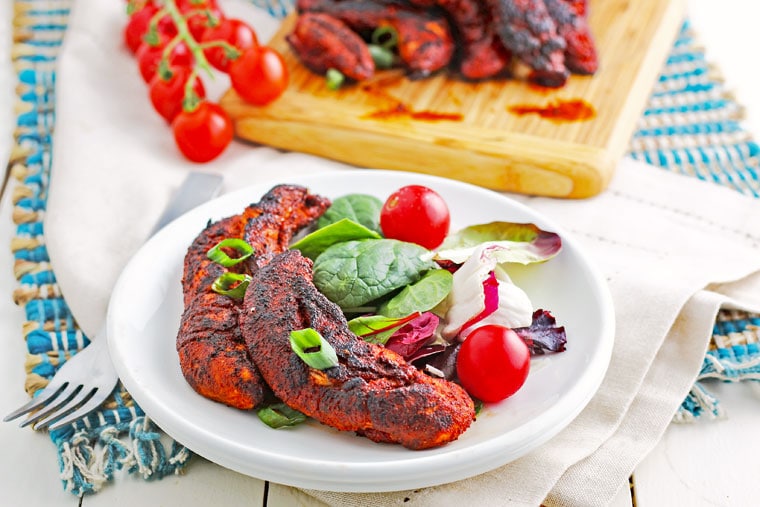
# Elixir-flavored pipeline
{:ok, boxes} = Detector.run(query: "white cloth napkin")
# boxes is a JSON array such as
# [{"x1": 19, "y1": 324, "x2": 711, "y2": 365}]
[{"x1": 45, "y1": 0, "x2": 760, "y2": 505}]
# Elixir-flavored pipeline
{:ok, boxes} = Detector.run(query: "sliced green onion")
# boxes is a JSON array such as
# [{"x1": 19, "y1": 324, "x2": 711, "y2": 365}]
[
  {"x1": 257, "y1": 403, "x2": 307, "y2": 429},
  {"x1": 368, "y1": 44, "x2": 394, "y2": 69},
  {"x1": 211, "y1": 272, "x2": 251, "y2": 299},
  {"x1": 325, "y1": 68, "x2": 345, "y2": 90},
  {"x1": 371, "y1": 26, "x2": 398, "y2": 49},
  {"x1": 207, "y1": 238, "x2": 254, "y2": 267},
  {"x1": 290, "y1": 328, "x2": 339, "y2": 370}
]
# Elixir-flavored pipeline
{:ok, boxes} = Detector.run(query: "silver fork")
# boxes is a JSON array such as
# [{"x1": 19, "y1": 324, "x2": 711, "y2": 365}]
[{"x1": 4, "y1": 172, "x2": 224, "y2": 431}]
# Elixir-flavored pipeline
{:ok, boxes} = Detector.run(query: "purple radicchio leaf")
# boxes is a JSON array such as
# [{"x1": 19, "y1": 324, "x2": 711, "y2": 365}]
[
  {"x1": 384, "y1": 312, "x2": 440, "y2": 360},
  {"x1": 514, "y1": 309, "x2": 567, "y2": 355},
  {"x1": 413, "y1": 342, "x2": 461, "y2": 381}
]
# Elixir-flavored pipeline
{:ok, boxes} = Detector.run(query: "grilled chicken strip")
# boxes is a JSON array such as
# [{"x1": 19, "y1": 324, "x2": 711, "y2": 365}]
[
  {"x1": 406, "y1": 0, "x2": 511, "y2": 80},
  {"x1": 177, "y1": 185, "x2": 330, "y2": 410},
  {"x1": 240, "y1": 250, "x2": 475, "y2": 450},
  {"x1": 296, "y1": 0, "x2": 455, "y2": 78},
  {"x1": 287, "y1": 12, "x2": 375, "y2": 82},
  {"x1": 485, "y1": 0, "x2": 569, "y2": 87}
]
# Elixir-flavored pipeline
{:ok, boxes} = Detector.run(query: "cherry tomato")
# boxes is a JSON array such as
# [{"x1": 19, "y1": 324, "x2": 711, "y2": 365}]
[
  {"x1": 201, "y1": 18, "x2": 259, "y2": 72},
  {"x1": 229, "y1": 47, "x2": 289, "y2": 106},
  {"x1": 124, "y1": 3, "x2": 176, "y2": 54},
  {"x1": 149, "y1": 65, "x2": 206, "y2": 123},
  {"x1": 124, "y1": 4, "x2": 157, "y2": 53},
  {"x1": 379, "y1": 185, "x2": 450, "y2": 249},
  {"x1": 456, "y1": 325, "x2": 530, "y2": 403},
  {"x1": 177, "y1": 0, "x2": 223, "y2": 40},
  {"x1": 136, "y1": 37, "x2": 193, "y2": 83},
  {"x1": 172, "y1": 101, "x2": 233, "y2": 163}
]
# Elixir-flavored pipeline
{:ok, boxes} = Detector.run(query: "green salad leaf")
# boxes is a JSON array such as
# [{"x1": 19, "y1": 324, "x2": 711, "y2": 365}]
[
  {"x1": 313, "y1": 239, "x2": 435, "y2": 309},
  {"x1": 317, "y1": 194, "x2": 384, "y2": 233},
  {"x1": 290, "y1": 218, "x2": 381, "y2": 260},
  {"x1": 348, "y1": 312, "x2": 421, "y2": 345},
  {"x1": 378, "y1": 268, "x2": 453, "y2": 318},
  {"x1": 435, "y1": 221, "x2": 562, "y2": 264},
  {"x1": 257, "y1": 403, "x2": 307, "y2": 429}
]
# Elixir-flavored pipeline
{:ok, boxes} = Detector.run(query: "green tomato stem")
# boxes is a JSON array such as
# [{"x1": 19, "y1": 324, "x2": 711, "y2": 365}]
[
  {"x1": 182, "y1": 67, "x2": 202, "y2": 113},
  {"x1": 199, "y1": 40, "x2": 242, "y2": 61},
  {"x1": 162, "y1": 0, "x2": 215, "y2": 80},
  {"x1": 144, "y1": 8, "x2": 168, "y2": 47}
]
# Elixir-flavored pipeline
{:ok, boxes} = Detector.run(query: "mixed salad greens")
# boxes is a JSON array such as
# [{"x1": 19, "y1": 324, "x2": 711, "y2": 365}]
[{"x1": 288, "y1": 190, "x2": 567, "y2": 383}]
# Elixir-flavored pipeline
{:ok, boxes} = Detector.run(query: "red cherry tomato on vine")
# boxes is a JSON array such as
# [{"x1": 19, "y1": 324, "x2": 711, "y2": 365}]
[
  {"x1": 136, "y1": 37, "x2": 193, "y2": 83},
  {"x1": 379, "y1": 185, "x2": 450, "y2": 249},
  {"x1": 201, "y1": 18, "x2": 259, "y2": 73},
  {"x1": 172, "y1": 101, "x2": 233, "y2": 163},
  {"x1": 124, "y1": 4, "x2": 157, "y2": 54},
  {"x1": 456, "y1": 325, "x2": 530, "y2": 403},
  {"x1": 177, "y1": 0, "x2": 223, "y2": 39},
  {"x1": 229, "y1": 46, "x2": 288, "y2": 106},
  {"x1": 124, "y1": 3, "x2": 176, "y2": 54},
  {"x1": 149, "y1": 65, "x2": 206, "y2": 123}
]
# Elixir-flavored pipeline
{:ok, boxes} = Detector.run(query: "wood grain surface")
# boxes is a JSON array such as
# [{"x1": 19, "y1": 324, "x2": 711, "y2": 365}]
[{"x1": 221, "y1": 0, "x2": 687, "y2": 198}]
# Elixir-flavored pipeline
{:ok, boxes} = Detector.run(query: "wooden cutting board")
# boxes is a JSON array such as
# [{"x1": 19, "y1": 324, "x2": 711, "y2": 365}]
[{"x1": 221, "y1": 0, "x2": 687, "y2": 198}]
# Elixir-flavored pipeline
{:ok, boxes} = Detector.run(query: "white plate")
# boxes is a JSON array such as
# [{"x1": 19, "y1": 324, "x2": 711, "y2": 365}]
[{"x1": 108, "y1": 169, "x2": 615, "y2": 493}]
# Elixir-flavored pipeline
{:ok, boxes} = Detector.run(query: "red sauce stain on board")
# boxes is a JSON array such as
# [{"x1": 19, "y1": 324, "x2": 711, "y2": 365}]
[
  {"x1": 360, "y1": 79, "x2": 463, "y2": 122},
  {"x1": 508, "y1": 99, "x2": 596, "y2": 122},
  {"x1": 366, "y1": 102, "x2": 463, "y2": 121}
]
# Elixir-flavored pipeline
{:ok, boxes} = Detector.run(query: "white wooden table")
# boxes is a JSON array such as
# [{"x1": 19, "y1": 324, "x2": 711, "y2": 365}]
[{"x1": 1, "y1": 1, "x2": 759, "y2": 505}]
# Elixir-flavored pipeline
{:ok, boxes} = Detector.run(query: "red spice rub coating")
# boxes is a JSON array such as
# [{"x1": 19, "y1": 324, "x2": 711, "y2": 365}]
[
  {"x1": 240, "y1": 250, "x2": 475, "y2": 450},
  {"x1": 177, "y1": 185, "x2": 330, "y2": 410},
  {"x1": 545, "y1": 0, "x2": 598, "y2": 74}
]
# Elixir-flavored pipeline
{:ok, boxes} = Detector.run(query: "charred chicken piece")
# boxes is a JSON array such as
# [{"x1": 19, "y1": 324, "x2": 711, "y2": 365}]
[
  {"x1": 287, "y1": 12, "x2": 375, "y2": 81},
  {"x1": 177, "y1": 292, "x2": 271, "y2": 409},
  {"x1": 485, "y1": 0, "x2": 569, "y2": 87},
  {"x1": 296, "y1": 0, "x2": 455, "y2": 78},
  {"x1": 407, "y1": 0, "x2": 511, "y2": 80},
  {"x1": 545, "y1": 0, "x2": 598, "y2": 74},
  {"x1": 240, "y1": 250, "x2": 475, "y2": 450},
  {"x1": 177, "y1": 185, "x2": 330, "y2": 410}
]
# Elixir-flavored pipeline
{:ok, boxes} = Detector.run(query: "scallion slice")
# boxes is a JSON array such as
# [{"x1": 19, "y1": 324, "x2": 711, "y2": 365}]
[
  {"x1": 257, "y1": 403, "x2": 307, "y2": 429},
  {"x1": 211, "y1": 272, "x2": 251, "y2": 299},
  {"x1": 368, "y1": 44, "x2": 394, "y2": 69},
  {"x1": 326, "y1": 68, "x2": 345, "y2": 90},
  {"x1": 371, "y1": 26, "x2": 398, "y2": 49},
  {"x1": 290, "y1": 328, "x2": 339, "y2": 370},
  {"x1": 207, "y1": 238, "x2": 253, "y2": 267}
]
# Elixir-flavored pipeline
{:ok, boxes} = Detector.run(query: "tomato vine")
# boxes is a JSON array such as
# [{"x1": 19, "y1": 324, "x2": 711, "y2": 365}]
[{"x1": 124, "y1": 0, "x2": 289, "y2": 163}]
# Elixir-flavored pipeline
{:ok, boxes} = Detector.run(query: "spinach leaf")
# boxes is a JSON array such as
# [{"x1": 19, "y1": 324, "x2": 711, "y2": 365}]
[
  {"x1": 378, "y1": 269, "x2": 453, "y2": 318},
  {"x1": 290, "y1": 218, "x2": 381, "y2": 260},
  {"x1": 317, "y1": 194, "x2": 384, "y2": 233},
  {"x1": 313, "y1": 239, "x2": 435, "y2": 309}
]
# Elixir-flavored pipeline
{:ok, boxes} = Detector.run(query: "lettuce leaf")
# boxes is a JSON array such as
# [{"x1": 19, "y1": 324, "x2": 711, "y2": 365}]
[{"x1": 435, "y1": 221, "x2": 561, "y2": 265}]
